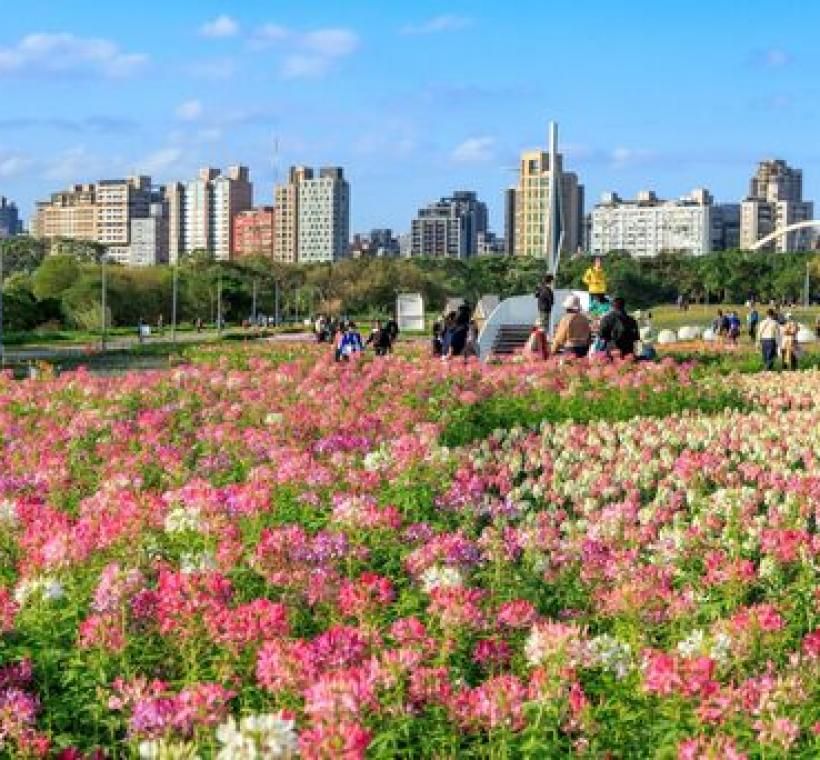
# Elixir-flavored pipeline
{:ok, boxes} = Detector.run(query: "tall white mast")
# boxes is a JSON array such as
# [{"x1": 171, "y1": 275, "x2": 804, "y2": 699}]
[{"x1": 546, "y1": 121, "x2": 562, "y2": 275}]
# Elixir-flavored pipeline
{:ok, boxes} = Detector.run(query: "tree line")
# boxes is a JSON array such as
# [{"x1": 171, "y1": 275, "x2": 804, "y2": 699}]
[{"x1": 0, "y1": 236, "x2": 818, "y2": 332}]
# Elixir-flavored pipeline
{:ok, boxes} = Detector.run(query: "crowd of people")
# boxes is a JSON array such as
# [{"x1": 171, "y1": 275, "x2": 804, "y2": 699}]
[
  {"x1": 709, "y1": 304, "x2": 807, "y2": 370},
  {"x1": 313, "y1": 315, "x2": 400, "y2": 361},
  {"x1": 310, "y1": 258, "x2": 812, "y2": 370},
  {"x1": 431, "y1": 304, "x2": 480, "y2": 360},
  {"x1": 526, "y1": 270, "x2": 649, "y2": 362}
]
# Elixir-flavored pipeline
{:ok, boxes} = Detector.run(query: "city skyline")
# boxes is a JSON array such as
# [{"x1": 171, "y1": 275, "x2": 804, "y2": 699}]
[{"x1": 1, "y1": 1, "x2": 819, "y2": 233}]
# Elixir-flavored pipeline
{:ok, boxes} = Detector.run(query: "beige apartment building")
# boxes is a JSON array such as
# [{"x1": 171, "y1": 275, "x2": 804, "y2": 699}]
[
  {"x1": 32, "y1": 177, "x2": 160, "y2": 263},
  {"x1": 31, "y1": 184, "x2": 98, "y2": 242},
  {"x1": 740, "y1": 160, "x2": 814, "y2": 252},
  {"x1": 514, "y1": 150, "x2": 583, "y2": 258},
  {"x1": 273, "y1": 166, "x2": 313, "y2": 263}
]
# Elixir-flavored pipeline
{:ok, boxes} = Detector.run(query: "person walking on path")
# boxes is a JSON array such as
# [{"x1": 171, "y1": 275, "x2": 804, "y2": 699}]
[
  {"x1": 582, "y1": 257, "x2": 608, "y2": 304},
  {"x1": 598, "y1": 297, "x2": 640, "y2": 358},
  {"x1": 551, "y1": 294, "x2": 592, "y2": 358},
  {"x1": 781, "y1": 314, "x2": 799, "y2": 371},
  {"x1": 534, "y1": 274, "x2": 555, "y2": 330},
  {"x1": 747, "y1": 307, "x2": 760, "y2": 342},
  {"x1": 757, "y1": 309, "x2": 780, "y2": 371}
]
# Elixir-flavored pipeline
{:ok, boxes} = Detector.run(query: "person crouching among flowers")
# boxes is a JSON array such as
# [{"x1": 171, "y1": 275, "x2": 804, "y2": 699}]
[{"x1": 551, "y1": 295, "x2": 592, "y2": 358}]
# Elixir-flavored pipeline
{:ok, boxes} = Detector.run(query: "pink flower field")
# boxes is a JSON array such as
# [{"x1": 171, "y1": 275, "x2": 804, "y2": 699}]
[{"x1": 0, "y1": 345, "x2": 817, "y2": 758}]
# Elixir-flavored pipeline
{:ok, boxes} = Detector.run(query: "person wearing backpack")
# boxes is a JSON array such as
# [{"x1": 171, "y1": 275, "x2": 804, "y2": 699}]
[
  {"x1": 534, "y1": 274, "x2": 555, "y2": 330},
  {"x1": 598, "y1": 297, "x2": 640, "y2": 357}
]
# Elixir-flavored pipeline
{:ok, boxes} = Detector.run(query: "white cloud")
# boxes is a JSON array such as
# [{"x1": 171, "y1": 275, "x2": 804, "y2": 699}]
[
  {"x1": 199, "y1": 15, "x2": 239, "y2": 39},
  {"x1": 0, "y1": 154, "x2": 31, "y2": 178},
  {"x1": 301, "y1": 28, "x2": 359, "y2": 57},
  {"x1": 281, "y1": 54, "x2": 331, "y2": 79},
  {"x1": 137, "y1": 147, "x2": 183, "y2": 176},
  {"x1": 175, "y1": 99, "x2": 203, "y2": 122},
  {"x1": 276, "y1": 27, "x2": 359, "y2": 79},
  {"x1": 451, "y1": 136, "x2": 495, "y2": 163},
  {"x1": 610, "y1": 147, "x2": 656, "y2": 169},
  {"x1": 43, "y1": 147, "x2": 108, "y2": 182},
  {"x1": 197, "y1": 127, "x2": 223, "y2": 142},
  {"x1": 0, "y1": 33, "x2": 147, "y2": 78},
  {"x1": 401, "y1": 15, "x2": 473, "y2": 35},
  {"x1": 252, "y1": 23, "x2": 290, "y2": 45}
]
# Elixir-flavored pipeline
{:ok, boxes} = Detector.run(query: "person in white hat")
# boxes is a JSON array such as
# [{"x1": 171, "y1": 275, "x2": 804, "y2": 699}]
[{"x1": 551, "y1": 294, "x2": 592, "y2": 358}]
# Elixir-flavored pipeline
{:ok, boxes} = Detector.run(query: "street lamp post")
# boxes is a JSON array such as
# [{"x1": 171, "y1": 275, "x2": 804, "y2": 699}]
[
  {"x1": 216, "y1": 269, "x2": 223, "y2": 337},
  {"x1": 100, "y1": 253, "x2": 108, "y2": 352},
  {"x1": 171, "y1": 264, "x2": 178, "y2": 345},
  {"x1": 274, "y1": 280, "x2": 280, "y2": 326},
  {"x1": 252, "y1": 278, "x2": 258, "y2": 324}
]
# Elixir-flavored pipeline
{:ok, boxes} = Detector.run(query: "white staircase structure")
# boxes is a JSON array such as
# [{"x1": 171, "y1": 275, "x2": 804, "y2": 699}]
[{"x1": 477, "y1": 290, "x2": 590, "y2": 360}]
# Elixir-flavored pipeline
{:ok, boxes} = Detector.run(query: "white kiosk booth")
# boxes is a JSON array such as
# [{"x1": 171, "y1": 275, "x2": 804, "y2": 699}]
[{"x1": 396, "y1": 293, "x2": 425, "y2": 332}]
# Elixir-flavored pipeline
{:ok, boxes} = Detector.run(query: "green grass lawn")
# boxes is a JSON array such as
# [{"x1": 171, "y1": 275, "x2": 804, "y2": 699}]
[{"x1": 648, "y1": 303, "x2": 820, "y2": 332}]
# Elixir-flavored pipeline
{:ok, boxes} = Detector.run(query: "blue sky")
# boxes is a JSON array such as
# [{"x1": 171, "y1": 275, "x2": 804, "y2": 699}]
[{"x1": 1, "y1": 0, "x2": 818, "y2": 233}]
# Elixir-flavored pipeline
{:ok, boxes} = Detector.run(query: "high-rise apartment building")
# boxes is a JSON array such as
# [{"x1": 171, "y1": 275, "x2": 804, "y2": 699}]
[
  {"x1": 233, "y1": 206, "x2": 275, "y2": 258},
  {"x1": 167, "y1": 166, "x2": 253, "y2": 263},
  {"x1": 31, "y1": 184, "x2": 99, "y2": 243},
  {"x1": 504, "y1": 188, "x2": 516, "y2": 255},
  {"x1": 166, "y1": 182, "x2": 185, "y2": 265},
  {"x1": 273, "y1": 166, "x2": 312, "y2": 263},
  {"x1": 297, "y1": 167, "x2": 350, "y2": 263},
  {"x1": 590, "y1": 188, "x2": 739, "y2": 258},
  {"x1": 0, "y1": 197, "x2": 22, "y2": 238},
  {"x1": 740, "y1": 160, "x2": 814, "y2": 252},
  {"x1": 129, "y1": 200, "x2": 169, "y2": 267},
  {"x1": 215, "y1": 167, "x2": 252, "y2": 260},
  {"x1": 514, "y1": 150, "x2": 583, "y2": 257},
  {"x1": 96, "y1": 176, "x2": 152, "y2": 262},
  {"x1": 409, "y1": 190, "x2": 488, "y2": 258}
]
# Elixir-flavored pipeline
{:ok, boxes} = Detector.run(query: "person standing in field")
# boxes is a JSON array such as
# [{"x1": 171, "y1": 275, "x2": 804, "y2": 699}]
[
  {"x1": 551, "y1": 294, "x2": 592, "y2": 358},
  {"x1": 598, "y1": 297, "x2": 640, "y2": 357},
  {"x1": 757, "y1": 309, "x2": 780, "y2": 371},
  {"x1": 747, "y1": 306, "x2": 760, "y2": 342},
  {"x1": 534, "y1": 274, "x2": 555, "y2": 330},
  {"x1": 582, "y1": 257, "x2": 608, "y2": 305},
  {"x1": 727, "y1": 311, "x2": 741, "y2": 345},
  {"x1": 463, "y1": 320, "x2": 480, "y2": 360},
  {"x1": 384, "y1": 315, "x2": 400, "y2": 352},
  {"x1": 781, "y1": 314, "x2": 799, "y2": 371}
]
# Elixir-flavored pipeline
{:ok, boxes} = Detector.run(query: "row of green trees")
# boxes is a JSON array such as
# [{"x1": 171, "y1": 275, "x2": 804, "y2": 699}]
[{"x1": 0, "y1": 236, "x2": 818, "y2": 332}]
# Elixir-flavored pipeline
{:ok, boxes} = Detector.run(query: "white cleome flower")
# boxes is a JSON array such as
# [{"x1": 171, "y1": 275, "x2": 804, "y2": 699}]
[
  {"x1": 164, "y1": 506, "x2": 202, "y2": 534},
  {"x1": 138, "y1": 739, "x2": 201, "y2": 759},
  {"x1": 676, "y1": 629, "x2": 706, "y2": 658},
  {"x1": 179, "y1": 551, "x2": 216, "y2": 574},
  {"x1": 14, "y1": 576, "x2": 65, "y2": 606},
  {"x1": 216, "y1": 713, "x2": 298, "y2": 759},
  {"x1": 420, "y1": 566, "x2": 464, "y2": 593},
  {"x1": 0, "y1": 499, "x2": 18, "y2": 526}
]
